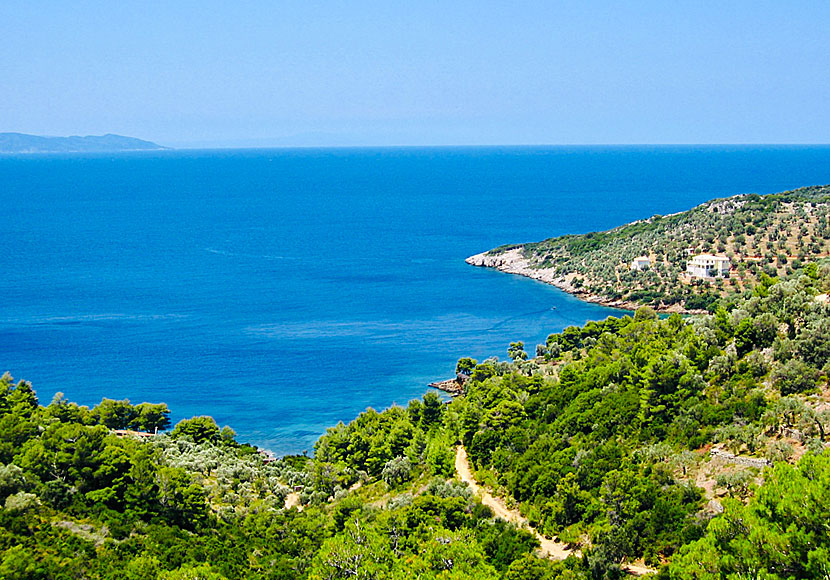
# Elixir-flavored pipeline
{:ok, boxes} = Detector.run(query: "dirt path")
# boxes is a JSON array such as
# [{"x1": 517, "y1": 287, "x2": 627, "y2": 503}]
[
  {"x1": 284, "y1": 492, "x2": 302, "y2": 510},
  {"x1": 454, "y1": 445, "x2": 655, "y2": 576},
  {"x1": 455, "y1": 445, "x2": 576, "y2": 560}
]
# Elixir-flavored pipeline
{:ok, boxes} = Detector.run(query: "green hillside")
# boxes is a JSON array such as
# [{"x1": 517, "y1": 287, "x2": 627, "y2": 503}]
[
  {"x1": 3, "y1": 265, "x2": 830, "y2": 578},
  {"x1": 478, "y1": 185, "x2": 830, "y2": 311}
]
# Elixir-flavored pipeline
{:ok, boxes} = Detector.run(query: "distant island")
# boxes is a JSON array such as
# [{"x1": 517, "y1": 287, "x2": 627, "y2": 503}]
[
  {"x1": 0, "y1": 132, "x2": 168, "y2": 153},
  {"x1": 468, "y1": 184, "x2": 830, "y2": 312}
]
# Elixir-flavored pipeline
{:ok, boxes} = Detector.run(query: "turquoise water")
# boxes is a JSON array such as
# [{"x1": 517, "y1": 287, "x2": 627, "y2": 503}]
[{"x1": 2, "y1": 146, "x2": 829, "y2": 454}]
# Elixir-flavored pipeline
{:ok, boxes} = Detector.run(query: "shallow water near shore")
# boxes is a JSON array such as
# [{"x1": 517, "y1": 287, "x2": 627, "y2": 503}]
[{"x1": 2, "y1": 145, "x2": 830, "y2": 454}]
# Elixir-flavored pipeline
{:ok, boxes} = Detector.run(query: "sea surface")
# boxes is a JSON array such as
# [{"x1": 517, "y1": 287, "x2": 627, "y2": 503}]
[{"x1": 2, "y1": 146, "x2": 830, "y2": 454}]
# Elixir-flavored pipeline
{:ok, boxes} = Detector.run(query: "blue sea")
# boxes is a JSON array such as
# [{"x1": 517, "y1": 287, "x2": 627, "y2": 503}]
[{"x1": 2, "y1": 146, "x2": 829, "y2": 454}]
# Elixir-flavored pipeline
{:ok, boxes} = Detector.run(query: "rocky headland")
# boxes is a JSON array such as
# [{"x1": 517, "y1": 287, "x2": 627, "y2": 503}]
[
  {"x1": 467, "y1": 185, "x2": 830, "y2": 313},
  {"x1": 466, "y1": 248, "x2": 672, "y2": 312}
]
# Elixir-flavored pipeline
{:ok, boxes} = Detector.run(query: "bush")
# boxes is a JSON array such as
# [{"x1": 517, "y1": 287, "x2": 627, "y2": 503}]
[
  {"x1": 4, "y1": 491, "x2": 39, "y2": 513},
  {"x1": 381, "y1": 456, "x2": 412, "y2": 487},
  {"x1": 171, "y1": 416, "x2": 220, "y2": 444},
  {"x1": 772, "y1": 359, "x2": 818, "y2": 395}
]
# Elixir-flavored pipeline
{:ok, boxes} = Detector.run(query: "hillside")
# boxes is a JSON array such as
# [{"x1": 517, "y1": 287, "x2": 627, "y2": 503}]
[
  {"x1": 0, "y1": 132, "x2": 167, "y2": 153},
  {"x1": 4, "y1": 265, "x2": 830, "y2": 578},
  {"x1": 468, "y1": 185, "x2": 830, "y2": 312}
]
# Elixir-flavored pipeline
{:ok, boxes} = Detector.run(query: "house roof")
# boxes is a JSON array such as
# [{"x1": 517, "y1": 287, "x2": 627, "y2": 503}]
[
  {"x1": 691, "y1": 254, "x2": 730, "y2": 262},
  {"x1": 111, "y1": 429, "x2": 155, "y2": 437}
]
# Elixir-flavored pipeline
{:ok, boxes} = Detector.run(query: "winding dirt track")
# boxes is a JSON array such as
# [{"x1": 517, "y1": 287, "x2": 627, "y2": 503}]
[{"x1": 454, "y1": 445, "x2": 655, "y2": 576}]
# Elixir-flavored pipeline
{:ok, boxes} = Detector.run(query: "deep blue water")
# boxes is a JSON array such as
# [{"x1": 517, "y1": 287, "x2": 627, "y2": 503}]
[{"x1": 2, "y1": 146, "x2": 829, "y2": 454}]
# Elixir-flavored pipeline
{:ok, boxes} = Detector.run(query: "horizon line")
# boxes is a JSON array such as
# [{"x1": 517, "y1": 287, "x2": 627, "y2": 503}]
[{"x1": 167, "y1": 142, "x2": 830, "y2": 150}]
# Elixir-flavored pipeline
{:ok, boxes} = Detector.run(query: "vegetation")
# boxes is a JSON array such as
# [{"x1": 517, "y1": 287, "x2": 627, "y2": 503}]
[
  {"x1": 485, "y1": 185, "x2": 830, "y2": 310},
  {"x1": 669, "y1": 452, "x2": 830, "y2": 578},
  {"x1": 0, "y1": 379, "x2": 542, "y2": 579},
  {"x1": 5, "y1": 261, "x2": 830, "y2": 577}
]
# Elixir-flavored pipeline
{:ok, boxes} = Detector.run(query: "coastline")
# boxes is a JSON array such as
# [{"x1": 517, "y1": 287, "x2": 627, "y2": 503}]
[
  {"x1": 428, "y1": 377, "x2": 465, "y2": 396},
  {"x1": 466, "y1": 248, "x2": 698, "y2": 314}
]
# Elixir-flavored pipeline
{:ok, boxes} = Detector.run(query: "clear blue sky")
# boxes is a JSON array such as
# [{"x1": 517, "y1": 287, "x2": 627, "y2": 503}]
[{"x1": 2, "y1": 1, "x2": 829, "y2": 147}]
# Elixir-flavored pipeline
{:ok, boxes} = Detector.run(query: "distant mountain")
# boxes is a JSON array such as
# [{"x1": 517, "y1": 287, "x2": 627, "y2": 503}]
[{"x1": 0, "y1": 133, "x2": 168, "y2": 153}]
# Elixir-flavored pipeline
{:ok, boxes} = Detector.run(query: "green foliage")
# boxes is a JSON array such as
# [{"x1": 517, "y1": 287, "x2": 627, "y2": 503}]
[
  {"x1": 670, "y1": 451, "x2": 830, "y2": 578},
  {"x1": 95, "y1": 398, "x2": 137, "y2": 429},
  {"x1": 6, "y1": 262, "x2": 830, "y2": 576},
  {"x1": 508, "y1": 341, "x2": 528, "y2": 361},
  {"x1": 488, "y1": 185, "x2": 830, "y2": 310},
  {"x1": 171, "y1": 416, "x2": 221, "y2": 444},
  {"x1": 448, "y1": 266, "x2": 830, "y2": 565},
  {"x1": 772, "y1": 358, "x2": 818, "y2": 395},
  {"x1": 456, "y1": 357, "x2": 478, "y2": 375},
  {"x1": 135, "y1": 402, "x2": 172, "y2": 431},
  {"x1": 477, "y1": 519, "x2": 539, "y2": 572},
  {"x1": 421, "y1": 391, "x2": 445, "y2": 428},
  {"x1": 505, "y1": 553, "x2": 571, "y2": 580},
  {"x1": 381, "y1": 455, "x2": 412, "y2": 487},
  {"x1": 91, "y1": 398, "x2": 171, "y2": 431}
]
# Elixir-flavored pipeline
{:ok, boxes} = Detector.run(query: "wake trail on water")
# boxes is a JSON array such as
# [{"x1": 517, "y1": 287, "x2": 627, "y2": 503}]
[
  {"x1": 487, "y1": 307, "x2": 559, "y2": 331},
  {"x1": 204, "y1": 247, "x2": 301, "y2": 261},
  {"x1": 14, "y1": 313, "x2": 189, "y2": 326}
]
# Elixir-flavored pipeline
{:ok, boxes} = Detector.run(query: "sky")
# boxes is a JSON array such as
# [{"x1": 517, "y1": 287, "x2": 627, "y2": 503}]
[{"x1": 2, "y1": 1, "x2": 829, "y2": 147}]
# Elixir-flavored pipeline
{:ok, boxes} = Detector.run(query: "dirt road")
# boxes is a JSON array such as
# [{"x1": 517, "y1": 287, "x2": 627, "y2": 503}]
[
  {"x1": 454, "y1": 445, "x2": 576, "y2": 560},
  {"x1": 454, "y1": 445, "x2": 655, "y2": 576}
]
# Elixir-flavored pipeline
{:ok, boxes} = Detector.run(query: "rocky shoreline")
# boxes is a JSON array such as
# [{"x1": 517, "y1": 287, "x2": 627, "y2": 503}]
[
  {"x1": 465, "y1": 248, "x2": 697, "y2": 314},
  {"x1": 428, "y1": 376, "x2": 466, "y2": 396}
]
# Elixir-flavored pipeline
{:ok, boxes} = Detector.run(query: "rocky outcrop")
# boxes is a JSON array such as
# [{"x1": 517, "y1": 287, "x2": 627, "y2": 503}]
[
  {"x1": 466, "y1": 249, "x2": 645, "y2": 312},
  {"x1": 428, "y1": 375, "x2": 467, "y2": 396},
  {"x1": 466, "y1": 249, "x2": 700, "y2": 314},
  {"x1": 709, "y1": 448, "x2": 771, "y2": 469}
]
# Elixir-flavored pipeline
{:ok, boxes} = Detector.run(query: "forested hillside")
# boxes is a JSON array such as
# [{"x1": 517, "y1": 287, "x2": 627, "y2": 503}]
[
  {"x1": 0, "y1": 377, "x2": 539, "y2": 579},
  {"x1": 472, "y1": 185, "x2": 830, "y2": 311},
  {"x1": 455, "y1": 263, "x2": 830, "y2": 577},
  {"x1": 4, "y1": 264, "x2": 830, "y2": 578}
]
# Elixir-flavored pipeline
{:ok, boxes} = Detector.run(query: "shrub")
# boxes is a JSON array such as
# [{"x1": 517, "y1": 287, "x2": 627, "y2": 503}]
[{"x1": 381, "y1": 456, "x2": 412, "y2": 487}]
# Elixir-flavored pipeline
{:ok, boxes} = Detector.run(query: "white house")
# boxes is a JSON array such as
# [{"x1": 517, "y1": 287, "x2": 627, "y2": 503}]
[
  {"x1": 687, "y1": 254, "x2": 731, "y2": 279},
  {"x1": 630, "y1": 256, "x2": 651, "y2": 271}
]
